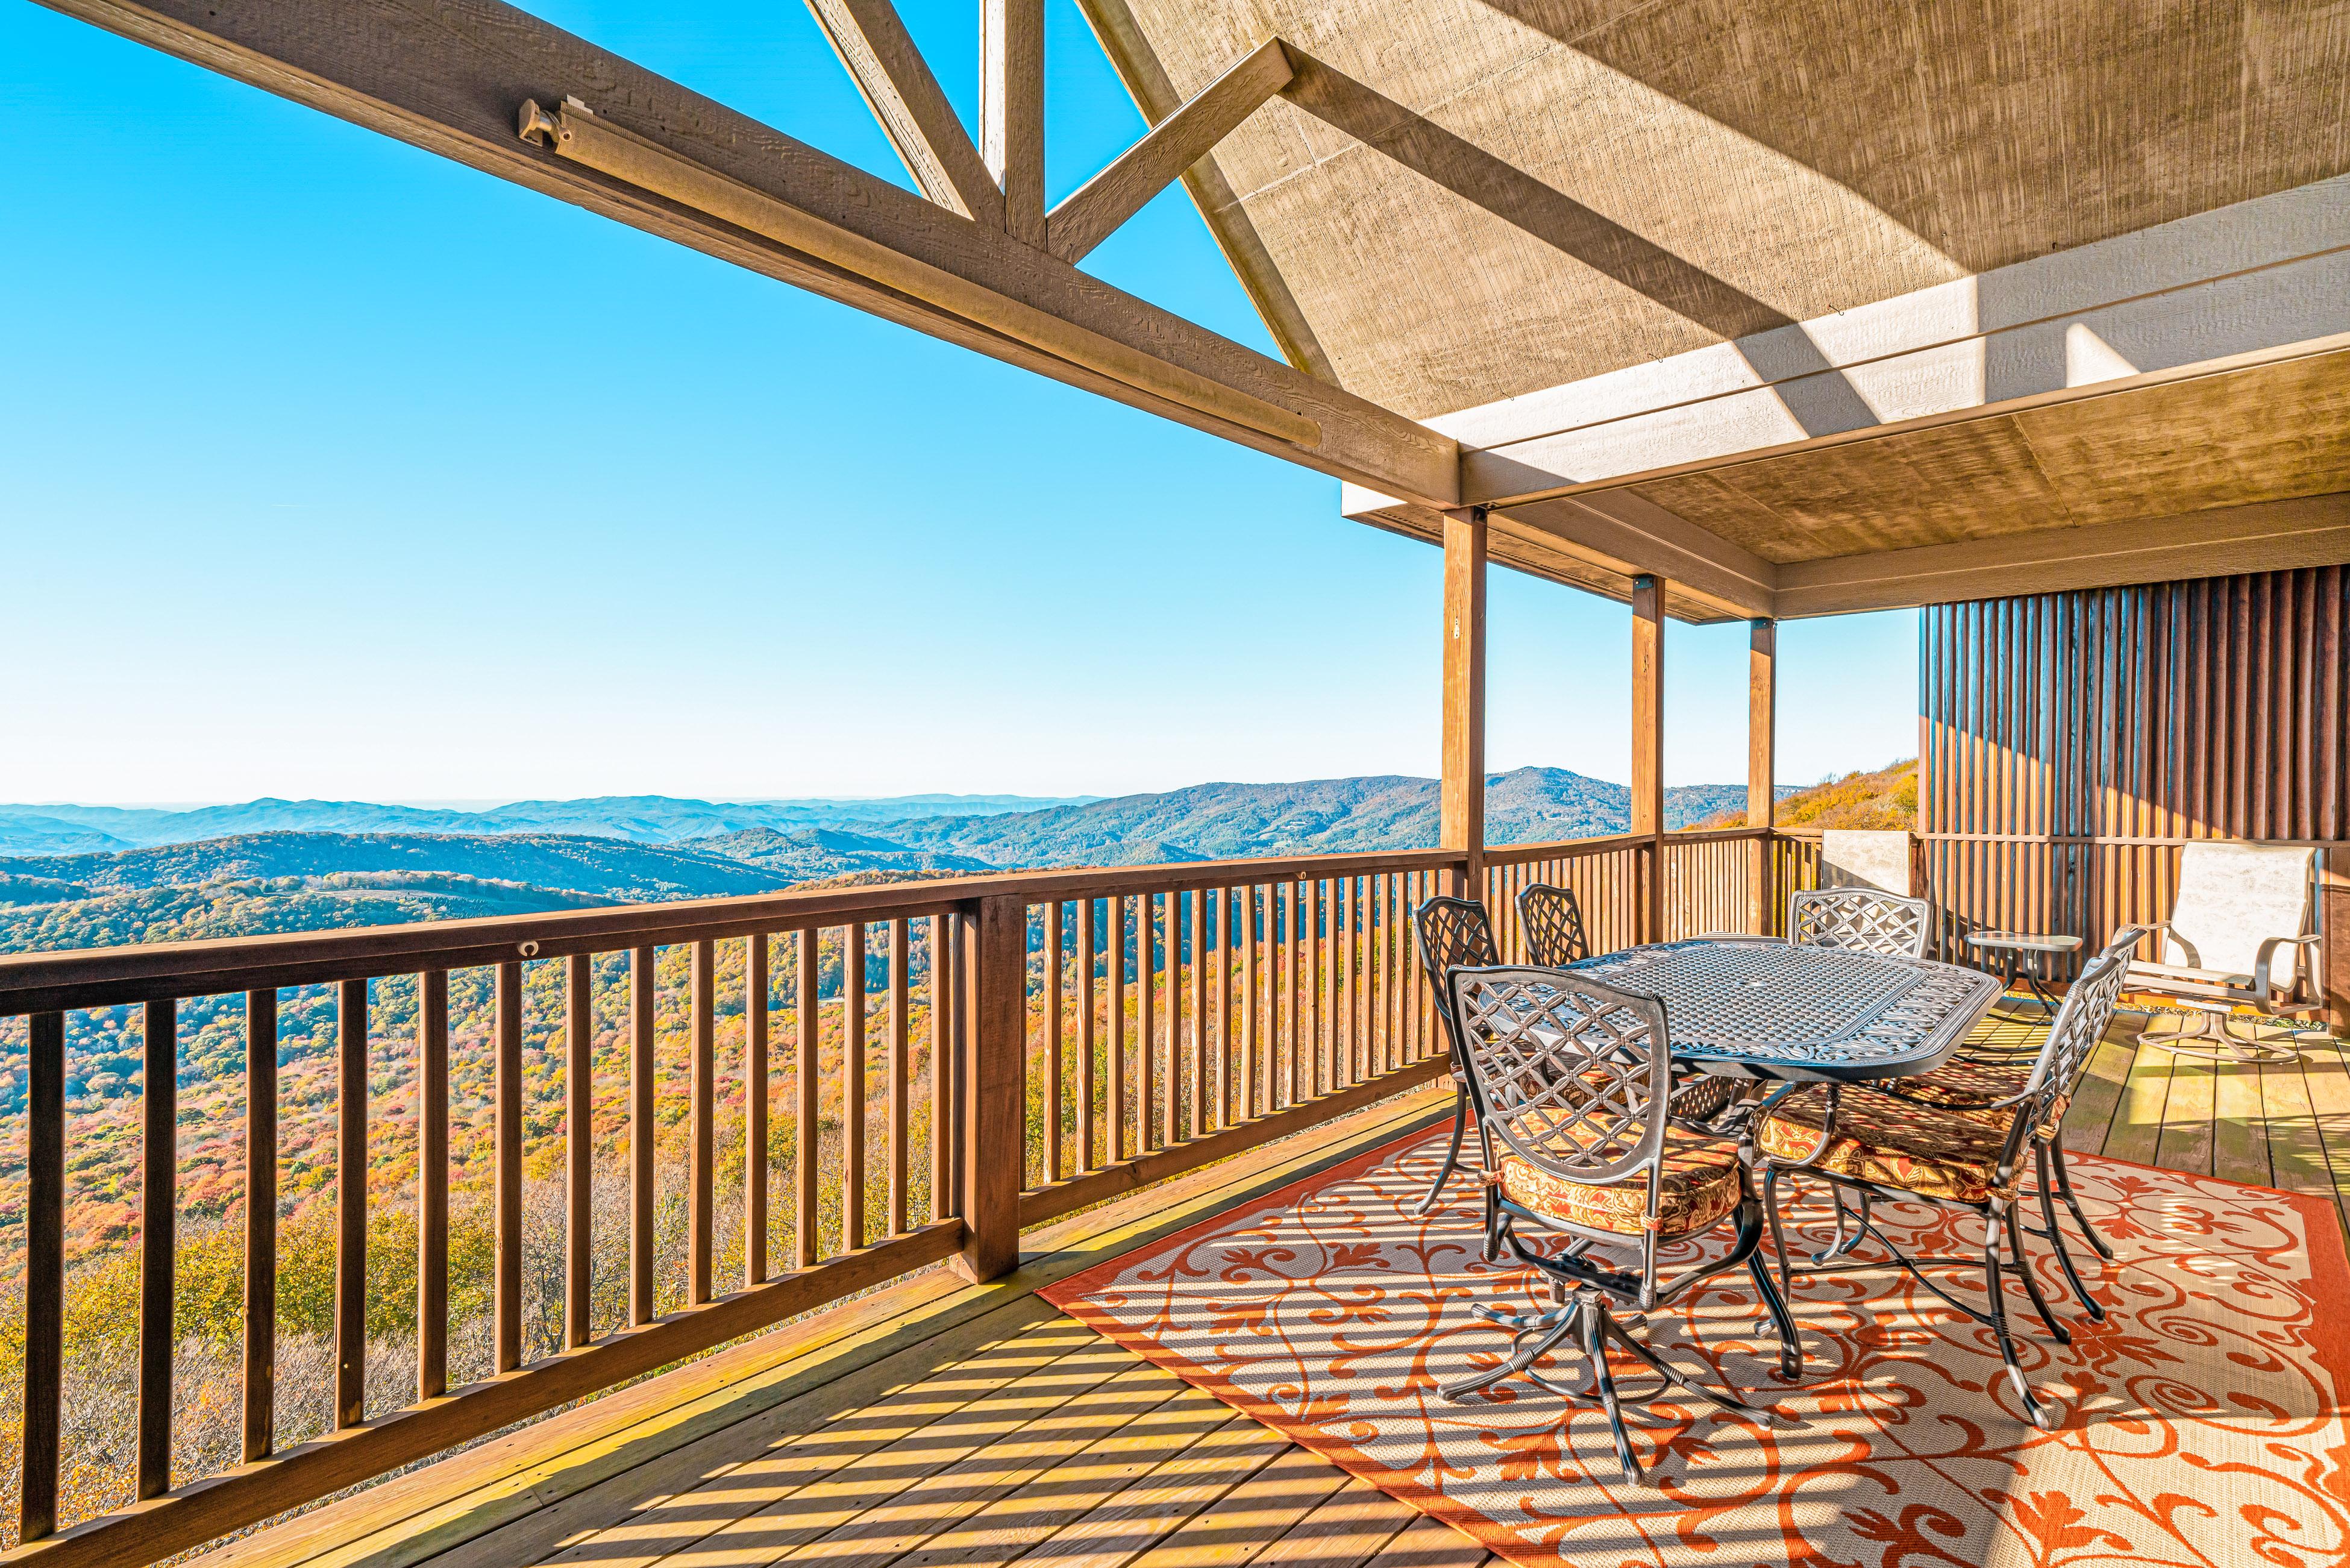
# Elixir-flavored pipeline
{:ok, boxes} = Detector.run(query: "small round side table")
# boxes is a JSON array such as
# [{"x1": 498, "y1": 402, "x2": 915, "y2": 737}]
[{"x1": 1965, "y1": 930, "x2": 2084, "y2": 1017}]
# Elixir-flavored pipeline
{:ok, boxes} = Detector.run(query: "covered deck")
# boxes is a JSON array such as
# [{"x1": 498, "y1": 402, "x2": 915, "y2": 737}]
[{"x1": 7, "y1": 0, "x2": 2348, "y2": 1564}]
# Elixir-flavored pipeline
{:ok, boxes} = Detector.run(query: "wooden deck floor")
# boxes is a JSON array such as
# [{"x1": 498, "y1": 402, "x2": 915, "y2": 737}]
[{"x1": 197, "y1": 1003, "x2": 2349, "y2": 1568}]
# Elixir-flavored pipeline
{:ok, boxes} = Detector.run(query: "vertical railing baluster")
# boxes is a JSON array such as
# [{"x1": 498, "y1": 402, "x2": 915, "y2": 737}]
[
  {"x1": 1044, "y1": 899, "x2": 1064, "y2": 1185},
  {"x1": 336, "y1": 980, "x2": 368, "y2": 1427},
  {"x1": 1147, "y1": 903, "x2": 1165, "y2": 1147},
  {"x1": 747, "y1": 934, "x2": 769, "y2": 1284},
  {"x1": 1320, "y1": 877, "x2": 1333, "y2": 1084},
  {"x1": 845, "y1": 921, "x2": 867, "y2": 1249},
  {"x1": 565, "y1": 958, "x2": 592, "y2": 1348},
  {"x1": 1079, "y1": 898, "x2": 1098, "y2": 1171},
  {"x1": 797, "y1": 927, "x2": 821, "y2": 1265},
  {"x1": 628, "y1": 947, "x2": 656, "y2": 1326},
  {"x1": 139, "y1": 1000, "x2": 177, "y2": 1497},
  {"x1": 418, "y1": 971, "x2": 448, "y2": 1397},
  {"x1": 889, "y1": 918, "x2": 911, "y2": 1235},
  {"x1": 1188, "y1": 890, "x2": 1206, "y2": 1138},
  {"x1": 1215, "y1": 888, "x2": 1233, "y2": 1127},
  {"x1": 495, "y1": 964, "x2": 522, "y2": 1373},
  {"x1": 1137, "y1": 895, "x2": 1156, "y2": 1155},
  {"x1": 245, "y1": 989, "x2": 278, "y2": 1455},
  {"x1": 1106, "y1": 898, "x2": 1125, "y2": 1164},
  {"x1": 690, "y1": 939, "x2": 715, "y2": 1303},
  {"x1": 1242, "y1": 886, "x2": 1261, "y2": 1118},
  {"x1": 929, "y1": 915, "x2": 952, "y2": 1220},
  {"x1": 21, "y1": 1011, "x2": 65, "y2": 1541}
]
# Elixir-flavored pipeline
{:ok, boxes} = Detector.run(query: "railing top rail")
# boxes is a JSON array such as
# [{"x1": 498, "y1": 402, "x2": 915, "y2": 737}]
[
  {"x1": 0, "y1": 845, "x2": 1467, "y2": 1017},
  {"x1": 1481, "y1": 826, "x2": 1773, "y2": 867}
]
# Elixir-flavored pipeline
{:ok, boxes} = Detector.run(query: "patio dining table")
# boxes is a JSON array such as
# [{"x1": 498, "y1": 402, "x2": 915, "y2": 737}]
[{"x1": 1558, "y1": 935, "x2": 2007, "y2": 1087}]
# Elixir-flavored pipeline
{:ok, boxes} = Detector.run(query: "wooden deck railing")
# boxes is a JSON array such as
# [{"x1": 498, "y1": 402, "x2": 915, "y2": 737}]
[
  {"x1": 0, "y1": 832, "x2": 1823, "y2": 1563},
  {"x1": 0, "y1": 848, "x2": 1455, "y2": 1564}
]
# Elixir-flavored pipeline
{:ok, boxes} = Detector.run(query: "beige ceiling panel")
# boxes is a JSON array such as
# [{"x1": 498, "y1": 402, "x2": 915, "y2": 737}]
[
  {"x1": 1088, "y1": 0, "x2": 2350, "y2": 421},
  {"x1": 2013, "y1": 349, "x2": 2350, "y2": 525}
]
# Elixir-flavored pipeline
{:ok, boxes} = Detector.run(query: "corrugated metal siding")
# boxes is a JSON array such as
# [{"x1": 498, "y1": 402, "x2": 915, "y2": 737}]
[{"x1": 1920, "y1": 566, "x2": 2349, "y2": 1021}]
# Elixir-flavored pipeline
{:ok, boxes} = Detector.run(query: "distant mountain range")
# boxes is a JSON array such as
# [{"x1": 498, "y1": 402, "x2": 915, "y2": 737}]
[
  {"x1": 0, "y1": 792, "x2": 1094, "y2": 856},
  {"x1": 0, "y1": 769, "x2": 1799, "y2": 953}
]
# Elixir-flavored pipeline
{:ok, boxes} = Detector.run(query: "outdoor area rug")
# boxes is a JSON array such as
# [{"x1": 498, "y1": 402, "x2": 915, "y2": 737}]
[{"x1": 1042, "y1": 1124, "x2": 2350, "y2": 1568}]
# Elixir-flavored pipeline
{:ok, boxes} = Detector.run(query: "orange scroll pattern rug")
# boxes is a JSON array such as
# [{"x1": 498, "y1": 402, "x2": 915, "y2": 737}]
[{"x1": 1042, "y1": 1126, "x2": 2350, "y2": 1568}]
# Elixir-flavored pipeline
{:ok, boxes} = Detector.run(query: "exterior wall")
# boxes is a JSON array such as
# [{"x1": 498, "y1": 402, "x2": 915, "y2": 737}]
[{"x1": 1920, "y1": 566, "x2": 2350, "y2": 1026}]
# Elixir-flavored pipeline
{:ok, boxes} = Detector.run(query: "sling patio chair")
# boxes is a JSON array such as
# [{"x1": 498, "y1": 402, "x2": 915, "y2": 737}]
[
  {"x1": 1755, "y1": 946, "x2": 2135, "y2": 1431},
  {"x1": 1411, "y1": 894, "x2": 1502, "y2": 1221},
  {"x1": 2121, "y1": 841, "x2": 2326, "y2": 1061},
  {"x1": 1439, "y1": 965, "x2": 1800, "y2": 1484}
]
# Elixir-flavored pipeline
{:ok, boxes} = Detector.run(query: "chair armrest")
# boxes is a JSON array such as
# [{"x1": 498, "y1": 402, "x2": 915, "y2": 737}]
[
  {"x1": 2253, "y1": 932, "x2": 2323, "y2": 1000},
  {"x1": 2137, "y1": 920, "x2": 2202, "y2": 969}
]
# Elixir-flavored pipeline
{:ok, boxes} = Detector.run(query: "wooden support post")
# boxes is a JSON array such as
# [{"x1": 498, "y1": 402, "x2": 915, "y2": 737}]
[
  {"x1": 1748, "y1": 617, "x2": 1777, "y2": 936},
  {"x1": 1441, "y1": 505, "x2": 1488, "y2": 901},
  {"x1": 954, "y1": 895, "x2": 1027, "y2": 1283},
  {"x1": 981, "y1": 0, "x2": 1045, "y2": 247},
  {"x1": 1631, "y1": 574, "x2": 1665, "y2": 942}
]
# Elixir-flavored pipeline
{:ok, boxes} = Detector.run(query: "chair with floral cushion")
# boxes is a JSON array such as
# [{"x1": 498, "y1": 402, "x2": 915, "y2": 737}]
[
  {"x1": 1411, "y1": 895, "x2": 1502, "y2": 1220},
  {"x1": 1440, "y1": 965, "x2": 1800, "y2": 1482},
  {"x1": 1879, "y1": 926, "x2": 2148, "y2": 1321},
  {"x1": 1517, "y1": 882, "x2": 1590, "y2": 967},
  {"x1": 1755, "y1": 946, "x2": 2135, "y2": 1431}
]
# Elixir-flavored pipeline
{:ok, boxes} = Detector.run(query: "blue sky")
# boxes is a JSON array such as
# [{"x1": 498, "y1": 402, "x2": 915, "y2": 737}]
[{"x1": 0, "y1": 1, "x2": 1917, "y2": 804}]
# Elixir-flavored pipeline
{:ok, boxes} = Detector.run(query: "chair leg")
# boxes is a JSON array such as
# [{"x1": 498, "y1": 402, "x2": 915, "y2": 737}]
[
  {"x1": 2047, "y1": 1140, "x2": 2114, "y2": 1262},
  {"x1": 1599, "y1": 1312, "x2": 1766, "y2": 1416},
  {"x1": 1982, "y1": 1211, "x2": 2056, "y2": 1432},
  {"x1": 1411, "y1": 1086, "x2": 1470, "y2": 1217},
  {"x1": 1811, "y1": 1188, "x2": 1874, "y2": 1265},
  {"x1": 1747, "y1": 1249, "x2": 1803, "y2": 1381},
  {"x1": 2003, "y1": 1197, "x2": 2071, "y2": 1346},
  {"x1": 1581, "y1": 1298, "x2": 1643, "y2": 1484},
  {"x1": 1441, "y1": 1306, "x2": 1581, "y2": 1403},
  {"x1": 1762, "y1": 1165, "x2": 1798, "y2": 1304},
  {"x1": 2035, "y1": 1144, "x2": 2108, "y2": 1322}
]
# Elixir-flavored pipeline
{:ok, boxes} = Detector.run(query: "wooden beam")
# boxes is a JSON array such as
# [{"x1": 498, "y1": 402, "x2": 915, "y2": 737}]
[
  {"x1": 1747, "y1": 618, "x2": 1775, "y2": 935},
  {"x1": 1048, "y1": 39, "x2": 1291, "y2": 264},
  {"x1": 1470, "y1": 331, "x2": 2350, "y2": 510},
  {"x1": 1488, "y1": 491, "x2": 1776, "y2": 619},
  {"x1": 1440, "y1": 506, "x2": 1488, "y2": 898},
  {"x1": 805, "y1": 0, "x2": 1003, "y2": 228},
  {"x1": 981, "y1": 0, "x2": 1045, "y2": 247},
  {"x1": 1631, "y1": 575, "x2": 1664, "y2": 941},
  {"x1": 1775, "y1": 492, "x2": 2350, "y2": 616},
  {"x1": 1071, "y1": 0, "x2": 1336, "y2": 381},
  {"x1": 36, "y1": 0, "x2": 1458, "y2": 507}
]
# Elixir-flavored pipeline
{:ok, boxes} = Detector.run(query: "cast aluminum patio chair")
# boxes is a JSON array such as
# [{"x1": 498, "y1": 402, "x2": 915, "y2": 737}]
[
  {"x1": 1411, "y1": 895, "x2": 1502, "y2": 1221},
  {"x1": 1755, "y1": 946, "x2": 2135, "y2": 1431},
  {"x1": 2122, "y1": 842, "x2": 2325, "y2": 1060},
  {"x1": 1834, "y1": 926, "x2": 2151, "y2": 1322},
  {"x1": 1787, "y1": 887, "x2": 1932, "y2": 958},
  {"x1": 1439, "y1": 966, "x2": 1799, "y2": 1484},
  {"x1": 1517, "y1": 882, "x2": 1590, "y2": 967}
]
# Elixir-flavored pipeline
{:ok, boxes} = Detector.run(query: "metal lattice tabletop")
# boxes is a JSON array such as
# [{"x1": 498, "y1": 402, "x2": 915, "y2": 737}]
[{"x1": 1563, "y1": 937, "x2": 2005, "y2": 1082}]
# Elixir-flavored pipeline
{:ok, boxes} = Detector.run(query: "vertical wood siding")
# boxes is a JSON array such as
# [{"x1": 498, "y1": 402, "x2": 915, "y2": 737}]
[{"x1": 1920, "y1": 565, "x2": 2349, "y2": 1023}]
